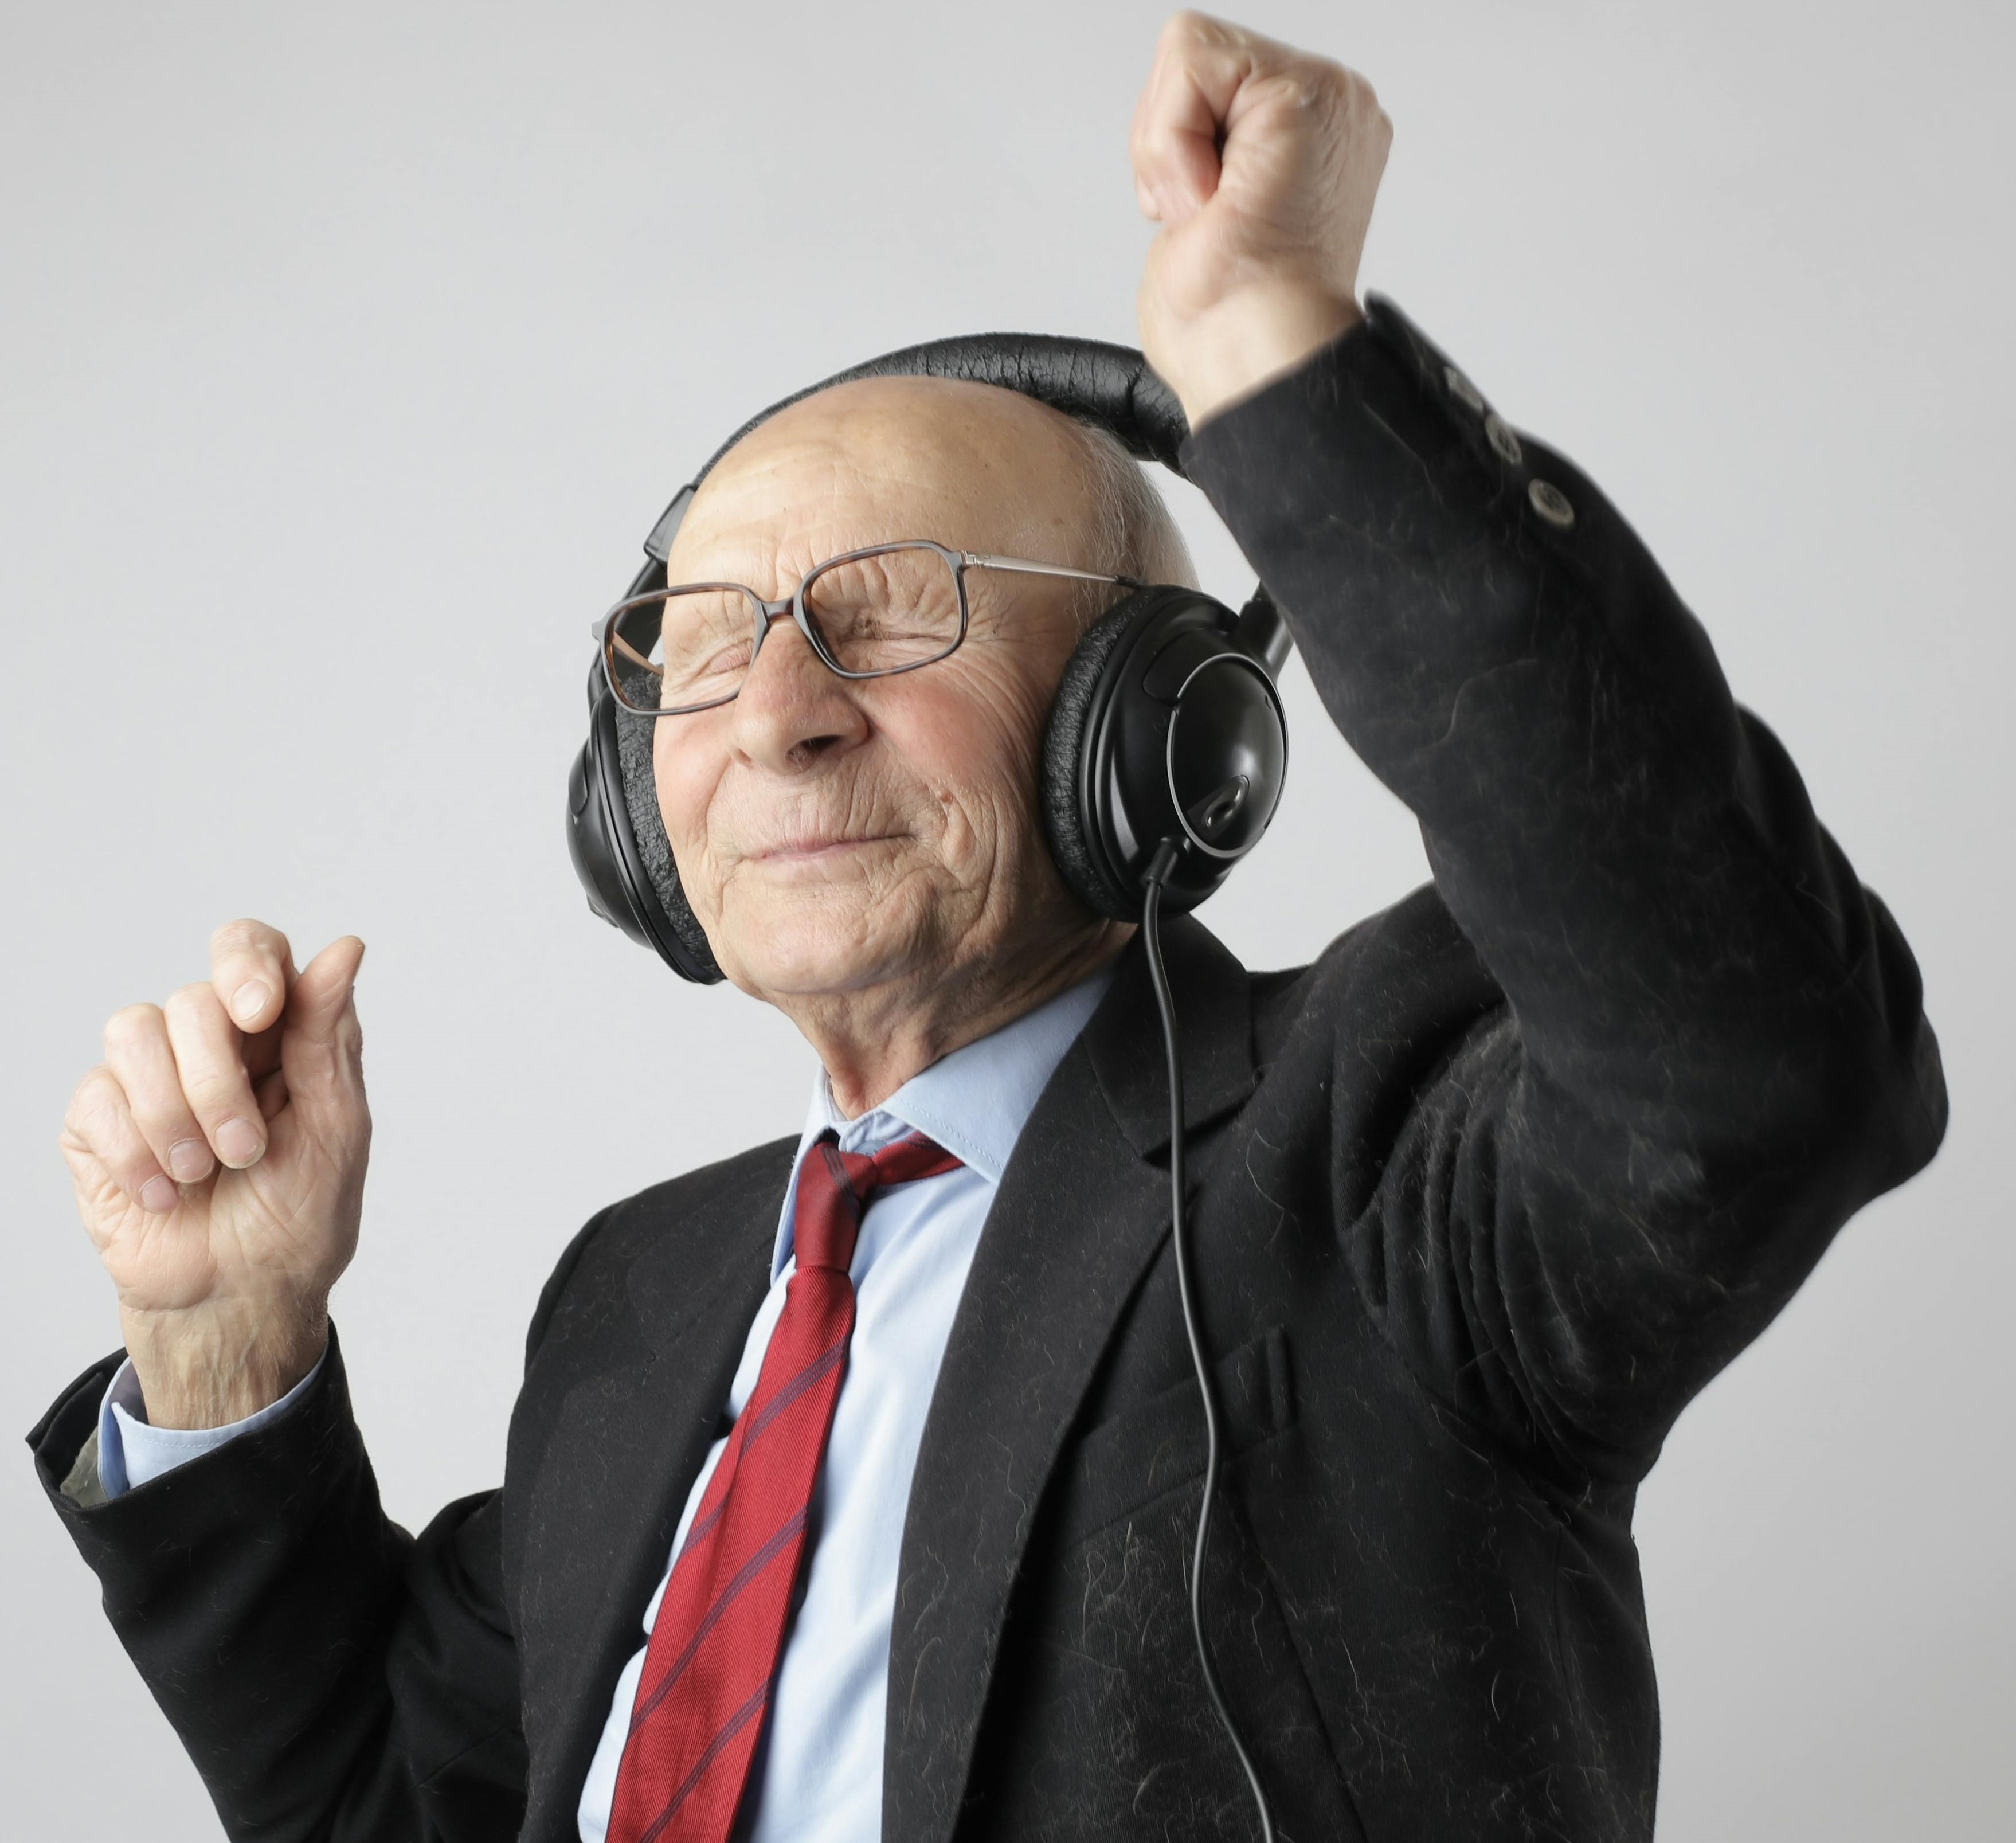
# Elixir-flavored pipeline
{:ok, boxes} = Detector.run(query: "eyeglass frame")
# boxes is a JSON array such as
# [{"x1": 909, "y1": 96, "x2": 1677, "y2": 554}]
[{"x1": 592, "y1": 538, "x2": 1143, "y2": 717}]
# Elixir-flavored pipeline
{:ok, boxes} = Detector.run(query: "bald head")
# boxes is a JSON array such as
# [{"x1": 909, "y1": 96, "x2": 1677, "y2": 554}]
[{"x1": 668, "y1": 374, "x2": 1193, "y2": 609}]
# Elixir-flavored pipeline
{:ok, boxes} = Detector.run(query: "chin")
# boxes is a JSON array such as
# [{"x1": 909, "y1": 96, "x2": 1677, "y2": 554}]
[{"x1": 718, "y1": 895, "x2": 928, "y2": 1001}]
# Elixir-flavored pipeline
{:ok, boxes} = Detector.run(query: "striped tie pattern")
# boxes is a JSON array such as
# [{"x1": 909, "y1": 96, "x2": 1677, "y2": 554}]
[{"x1": 605, "y1": 1128, "x2": 964, "y2": 1843}]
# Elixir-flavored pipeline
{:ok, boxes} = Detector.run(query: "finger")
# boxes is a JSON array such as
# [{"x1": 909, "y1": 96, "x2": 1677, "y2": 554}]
[
  {"x1": 209, "y1": 918, "x2": 297, "y2": 1036},
  {"x1": 102, "y1": 1003, "x2": 214, "y2": 1187},
  {"x1": 280, "y1": 936, "x2": 368, "y2": 1124},
  {"x1": 1132, "y1": 15, "x2": 1236, "y2": 224},
  {"x1": 163, "y1": 983, "x2": 268, "y2": 1169},
  {"x1": 63, "y1": 1065, "x2": 180, "y2": 1215}
]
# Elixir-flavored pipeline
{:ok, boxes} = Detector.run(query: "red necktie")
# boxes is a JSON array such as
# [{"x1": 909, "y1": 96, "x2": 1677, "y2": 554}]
[{"x1": 605, "y1": 1128, "x2": 964, "y2": 1843}]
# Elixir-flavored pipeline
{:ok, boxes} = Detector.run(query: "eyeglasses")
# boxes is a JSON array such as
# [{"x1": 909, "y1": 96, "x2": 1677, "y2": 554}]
[{"x1": 593, "y1": 538, "x2": 1140, "y2": 716}]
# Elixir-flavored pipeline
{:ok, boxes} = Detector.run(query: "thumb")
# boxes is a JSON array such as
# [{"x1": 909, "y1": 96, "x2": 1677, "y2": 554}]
[{"x1": 279, "y1": 936, "x2": 367, "y2": 1119}]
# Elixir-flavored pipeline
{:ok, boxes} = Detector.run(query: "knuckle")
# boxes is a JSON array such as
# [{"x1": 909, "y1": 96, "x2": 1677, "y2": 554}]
[
  {"x1": 1164, "y1": 11, "x2": 1224, "y2": 57},
  {"x1": 163, "y1": 983, "x2": 221, "y2": 1027},
  {"x1": 65, "y1": 1085, "x2": 146, "y2": 1179},
  {"x1": 211, "y1": 918, "x2": 281, "y2": 963},
  {"x1": 182, "y1": 1065, "x2": 250, "y2": 1118},
  {"x1": 64, "y1": 1067, "x2": 112, "y2": 1131},
  {"x1": 1299, "y1": 59, "x2": 1349, "y2": 104},
  {"x1": 103, "y1": 1003, "x2": 163, "y2": 1055},
  {"x1": 126, "y1": 1078, "x2": 197, "y2": 1133}
]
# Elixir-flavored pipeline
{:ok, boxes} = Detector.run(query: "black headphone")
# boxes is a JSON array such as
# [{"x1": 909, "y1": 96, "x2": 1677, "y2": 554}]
[{"x1": 565, "y1": 332, "x2": 1291, "y2": 982}]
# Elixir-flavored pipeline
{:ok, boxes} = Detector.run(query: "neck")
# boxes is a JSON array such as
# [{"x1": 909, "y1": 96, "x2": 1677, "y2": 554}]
[{"x1": 781, "y1": 921, "x2": 1132, "y2": 1118}]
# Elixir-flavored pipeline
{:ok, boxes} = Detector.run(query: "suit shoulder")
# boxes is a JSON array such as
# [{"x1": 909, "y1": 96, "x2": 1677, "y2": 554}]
[
  {"x1": 608, "y1": 1133, "x2": 801, "y2": 1234},
  {"x1": 524, "y1": 1134, "x2": 797, "y2": 1364}
]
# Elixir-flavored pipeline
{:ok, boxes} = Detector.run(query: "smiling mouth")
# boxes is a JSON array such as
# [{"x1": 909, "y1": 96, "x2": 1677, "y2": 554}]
[{"x1": 753, "y1": 834, "x2": 902, "y2": 863}]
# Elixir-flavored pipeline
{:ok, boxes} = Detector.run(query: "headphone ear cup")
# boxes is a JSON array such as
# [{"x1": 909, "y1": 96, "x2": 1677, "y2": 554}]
[
  {"x1": 609, "y1": 696, "x2": 723, "y2": 982},
  {"x1": 1041, "y1": 594, "x2": 1161, "y2": 920},
  {"x1": 565, "y1": 664, "x2": 723, "y2": 984},
  {"x1": 1042, "y1": 585, "x2": 1288, "y2": 922}
]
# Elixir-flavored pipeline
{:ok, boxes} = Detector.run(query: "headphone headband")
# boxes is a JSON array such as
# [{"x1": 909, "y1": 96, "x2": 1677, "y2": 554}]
[{"x1": 639, "y1": 332, "x2": 1191, "y2": 566}]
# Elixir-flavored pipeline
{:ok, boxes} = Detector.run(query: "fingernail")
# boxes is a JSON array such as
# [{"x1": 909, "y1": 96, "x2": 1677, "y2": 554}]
[
  {"x1": 167, "y1": 1138, "x2": 211, "y2": 1183},
  {"x1": 140, "y1": 1175, "x2": 179, "y2": 1214},
  {"x1": 215, "y1": 1117, "x2": 264, "y2": 1167},
  {"x1": 233, "y1": 981, "x2": 272, "y2": 1026}
]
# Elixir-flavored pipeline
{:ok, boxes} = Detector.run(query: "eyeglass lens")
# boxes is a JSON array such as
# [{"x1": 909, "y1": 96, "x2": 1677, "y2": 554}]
[{"x1": 605, "y1": 543, "x2": 966, "y2": 713}]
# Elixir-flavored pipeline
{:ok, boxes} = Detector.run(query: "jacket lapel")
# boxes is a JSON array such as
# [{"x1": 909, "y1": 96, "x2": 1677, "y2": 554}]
[
  {"x1": 883, "y1": 918, "x2": 1255, "y2": 1843},
  {"x1": 518, "y1": 1148, "x2": 790, "y2": 1843},
  {"x1": 1083, "y1": 914, "x2": 1262, "y2": 1160}
]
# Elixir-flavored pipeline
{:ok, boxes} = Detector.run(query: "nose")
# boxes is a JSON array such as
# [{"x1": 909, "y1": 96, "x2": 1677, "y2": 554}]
[{"x1": 731, "y1": 604, "x2": 869, "y2": 773}]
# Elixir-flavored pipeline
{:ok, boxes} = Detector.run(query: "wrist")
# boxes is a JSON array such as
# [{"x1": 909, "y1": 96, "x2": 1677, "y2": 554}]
[
  {"x1": 118, "y1": 1295, "x2": 329, "y2": 1430},
  {"x1": 1146, "y1": 281, "x2": 1363, "y2": 430}
]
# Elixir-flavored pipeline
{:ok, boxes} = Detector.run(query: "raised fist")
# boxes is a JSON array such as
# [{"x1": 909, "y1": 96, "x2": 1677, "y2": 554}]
[
  {"x1": 60, "y1": 922, "x2": 370, "y2": 1429},
  {"x1": 1132, "y1": 11, "x2": 1393, "y2": 426}
]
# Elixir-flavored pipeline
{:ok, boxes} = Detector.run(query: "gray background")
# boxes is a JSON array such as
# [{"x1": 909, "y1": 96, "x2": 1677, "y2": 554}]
[{"x1": 2, "y1": 2, "x2": 2009, "y2": 1835}]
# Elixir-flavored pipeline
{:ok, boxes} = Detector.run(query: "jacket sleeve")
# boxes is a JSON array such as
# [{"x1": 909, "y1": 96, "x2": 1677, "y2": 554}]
[
  {"x1": 26, "y1": 1324, "x2": 526, "y2": 1842},
  {"x1": 23, "y1": 1185, "x2": 614, "y2": 1842},
  {"x1": 28, "y1": 1177, "x2": 631, "y2": 1843},
  {"x1": 1183, "y1": 297, "x2": 1947, "y2": 1480}
]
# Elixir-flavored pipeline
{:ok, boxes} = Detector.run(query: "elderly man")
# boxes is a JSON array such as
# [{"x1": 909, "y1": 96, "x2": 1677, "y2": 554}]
[{"x1": 33, "y1": 14, "x2": 1943, "y2": 1843}]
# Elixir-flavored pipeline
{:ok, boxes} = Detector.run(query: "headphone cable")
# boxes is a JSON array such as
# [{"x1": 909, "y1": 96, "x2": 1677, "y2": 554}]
[{"x1": 1141, "y1": 840, "x2": 1278, "y2": 1843}]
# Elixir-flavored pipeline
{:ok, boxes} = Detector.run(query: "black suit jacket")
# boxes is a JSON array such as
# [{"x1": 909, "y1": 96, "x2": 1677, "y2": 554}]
[{"x1": 32, "y1": 301, "x2": 1946, "y2": 1842}]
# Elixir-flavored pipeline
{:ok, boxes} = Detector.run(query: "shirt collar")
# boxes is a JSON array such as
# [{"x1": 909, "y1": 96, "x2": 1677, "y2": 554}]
[{"x1": 772, "y1": 965, "x2": 1114, "y2": 1277}]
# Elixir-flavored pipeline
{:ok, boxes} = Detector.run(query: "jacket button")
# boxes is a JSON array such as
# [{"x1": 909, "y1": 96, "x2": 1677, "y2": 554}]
[
  {"x1": 1485, "y1": 413, "x2": 1523, "y2": 465},
  {"x1": 1445, "y1": 365, "x2": 1485, "y2": 412},
  {"x1": 1528, "y1": 478, "x2": 1575, "y2": 528}
]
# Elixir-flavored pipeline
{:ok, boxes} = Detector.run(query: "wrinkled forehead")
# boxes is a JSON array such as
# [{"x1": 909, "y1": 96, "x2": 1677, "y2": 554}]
[{"x1": 664, "y1": 375, "x2": 1098, "y2": 588}]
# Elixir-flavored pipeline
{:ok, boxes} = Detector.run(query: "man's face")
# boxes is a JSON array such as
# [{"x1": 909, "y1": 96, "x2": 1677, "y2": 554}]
[{"x1": 654, "y1": 377, "x2": 1122, "y2": 1010}]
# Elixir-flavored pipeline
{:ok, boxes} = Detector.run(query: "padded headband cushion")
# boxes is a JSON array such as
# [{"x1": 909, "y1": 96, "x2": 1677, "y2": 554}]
[
  {"x1": 613, "y1": 700, "x2": 718, "y2": 971},
  {"x1": 691, "y1": 333, "x2": 1192, "y2": 489}
]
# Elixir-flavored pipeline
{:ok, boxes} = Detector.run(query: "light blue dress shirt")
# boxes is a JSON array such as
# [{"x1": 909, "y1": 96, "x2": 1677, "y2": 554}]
[{"x1": 99, "y1": 966, "x2": 1111, "y2": 1843}]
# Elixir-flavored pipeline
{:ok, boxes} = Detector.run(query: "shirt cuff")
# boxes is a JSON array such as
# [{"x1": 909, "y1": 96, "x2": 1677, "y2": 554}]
[{"x1": 95, "y1": 1347, "x2": 329, "y2": 1498}]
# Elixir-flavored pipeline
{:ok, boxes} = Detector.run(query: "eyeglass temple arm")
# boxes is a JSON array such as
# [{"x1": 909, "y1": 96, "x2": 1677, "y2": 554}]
[
  {"x1": 965, "y1": 553, "x2": 1294, "y2": 680},
  {"x1": 959, "y1": 551, "x2": 1141, "y2": 587}
]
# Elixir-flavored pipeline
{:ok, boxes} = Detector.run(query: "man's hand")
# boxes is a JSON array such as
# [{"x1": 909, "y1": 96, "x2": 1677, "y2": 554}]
[
  {"x1": 60, "y1": 922, "x2": 370, "y2": 1429},
  {"x1": 1131, "y1": 11, "x2": 1392, "y2": 428}
]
